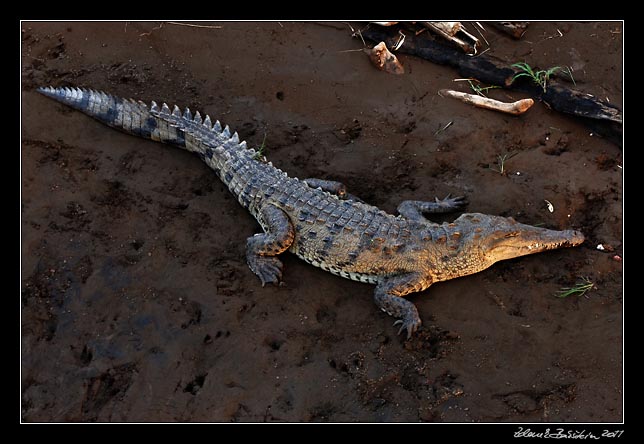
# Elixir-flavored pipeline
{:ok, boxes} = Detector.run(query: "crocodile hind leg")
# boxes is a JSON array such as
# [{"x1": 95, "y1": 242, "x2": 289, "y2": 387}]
[
  {"x1": 246, "y1": 204, "x2": 295, "y2": 286},
  {"x1": 303, "y1": 178, "x2": 366, "y2": 203},
  {"x1": 397, "y1": 195, "x2": 466, "y2": 222},
  {"x1": 373, "y1": 273, "x2": 433, "y2": 339},
  {"x1": 303, "y1": 178, "x2": 348, "y2": 199}
]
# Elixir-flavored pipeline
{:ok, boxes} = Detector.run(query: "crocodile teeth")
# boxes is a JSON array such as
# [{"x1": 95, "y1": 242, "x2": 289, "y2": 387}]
[
  {"x1": 193, "y1": 111, "x2": 203, "y2": 125},
  {"x1": 203, "y1": 115, "x2": 212, "y2": 129},
  {"x1": 161, "y1": 103, "x2": 170, "y2": 114},
  {"x1": 213, "y1": 120, "x2": 222, "y2": 132},
  {"x1": 172, "y1": 105, "x2": 181, "y2": 117},
  {"x1": 150, "y1": 101, "x2": 159, "y2": 112},
  {"x1": 222, "y1": 125, "x2": 231, "y2": 138}
]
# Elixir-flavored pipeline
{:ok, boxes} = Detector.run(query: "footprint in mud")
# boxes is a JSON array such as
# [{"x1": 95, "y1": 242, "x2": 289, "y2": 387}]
[{"x1": 81, "y1": 362, "x2": 137, "y2": 421}]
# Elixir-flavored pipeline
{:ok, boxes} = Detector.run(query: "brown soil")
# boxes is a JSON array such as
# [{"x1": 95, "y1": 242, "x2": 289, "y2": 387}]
[{"x1": 21, "y1": 21, "x2": 622, "y2": 422}]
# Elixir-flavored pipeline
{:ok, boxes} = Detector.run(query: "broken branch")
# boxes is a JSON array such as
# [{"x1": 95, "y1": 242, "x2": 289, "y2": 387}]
[
  {"x1": 422, "y1": 22, "x2": 480, "y2": 55},
  {"x1": 439, "y1": 89, "x2": 534, "y2": 115},
  {"x1": 490, "y1": 22, "x2": 530, "y2": 39}
]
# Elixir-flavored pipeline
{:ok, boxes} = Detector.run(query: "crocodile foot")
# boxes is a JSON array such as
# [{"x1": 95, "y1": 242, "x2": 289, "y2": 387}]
[
  {"x1": 247, "y1": 255, "x2": 284, "y2": 286},
  {"x1": 434, "y1": 194, "x2": 467, "y2": 211},
  {"x1": 397, "y1": 195, "x2": 467, "y2": 221},
  {"x1": 393, "y1": 316, "x2": 422, "y2": 339}
]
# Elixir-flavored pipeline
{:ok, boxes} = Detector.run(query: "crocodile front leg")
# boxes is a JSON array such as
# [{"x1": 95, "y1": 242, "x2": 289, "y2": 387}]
[
  {"x1": 397, "y1": 195, "x2": 466, "y2": 222},
  {"x1": 373, "y1": 273, "x2": 433, "y2": 339},
  {"x1": 246, "y1": 204, "x2": 295, "y2": 286}
]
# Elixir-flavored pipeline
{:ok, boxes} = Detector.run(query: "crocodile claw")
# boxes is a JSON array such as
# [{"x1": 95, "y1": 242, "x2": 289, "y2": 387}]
[
  {"x1": 393, "y1": 317, "x2": 422, "y2": 339},
  {"x1": 247, "y1": 255, "x2": 284, "y2": 287},
  {"x1": 436, "y1": 194, "x2": 467, "y2": 211}
]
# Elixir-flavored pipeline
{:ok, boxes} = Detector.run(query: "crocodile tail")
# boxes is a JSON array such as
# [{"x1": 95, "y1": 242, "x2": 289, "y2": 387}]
[{"x1": 36, "y1": 86, "x2": 254, "y2": 157}]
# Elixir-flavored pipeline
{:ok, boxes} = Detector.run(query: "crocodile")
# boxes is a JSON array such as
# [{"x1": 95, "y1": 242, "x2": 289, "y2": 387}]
[{"x1": 36, "y1": 86, "x2": 585, "y2": 338}]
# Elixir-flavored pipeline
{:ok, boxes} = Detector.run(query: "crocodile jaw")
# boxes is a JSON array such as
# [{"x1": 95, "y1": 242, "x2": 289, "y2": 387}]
[{"x1": 483, "y1": 225, "x2": 585, "y2": 263}]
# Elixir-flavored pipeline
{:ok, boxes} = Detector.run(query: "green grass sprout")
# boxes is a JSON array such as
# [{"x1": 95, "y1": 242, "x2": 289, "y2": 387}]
[
  {"x1": 254, "y1": 132, "x2": 268, "y2": 161},
  {"x1": 511, "y1": 62, "x2": 562, "y2": 93},
  {"x1": 488, "y1": 152, "x2": 517, "y2": 175},
  {"x1": 555, "y1": 277, "x2": 595, "y2": 298}
]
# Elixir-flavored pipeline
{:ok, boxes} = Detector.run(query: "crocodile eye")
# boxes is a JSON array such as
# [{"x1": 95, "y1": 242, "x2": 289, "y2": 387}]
[{"x1": 504, "y1": 231, "x2": 519, "y2": 238}]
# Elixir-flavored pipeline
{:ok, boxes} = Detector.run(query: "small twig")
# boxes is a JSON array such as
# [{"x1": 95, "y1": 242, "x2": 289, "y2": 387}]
[
  {"x1": 392, "y1": 30, "x2": 406, "y2": 51},
  {"x1": 139, "y1": 22, "x2": 163, "y2": 37},
  {"x1": 473, "y1": 47, "x2": 491, "y2": 58},
  {"x1": 346, "y1": 22, "x2": 367, "y2": 46},
  {"x1": 473, "y1": 23, "x2": 489, "y2": 46},
  {"x1": 434, "y1": 121, "x2": 453, "y2": 135},
  {"x1": 165, "y1": 21, "x2": 222, "y2": 29},
  {"x1": 356, "y1": 28, "x2": 366, "y2": 46}
]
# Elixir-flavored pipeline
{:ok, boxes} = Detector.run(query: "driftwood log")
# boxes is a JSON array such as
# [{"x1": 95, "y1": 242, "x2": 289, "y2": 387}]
[{"x1": 361, "y1": 25, "x2": 622, "y2": 146}]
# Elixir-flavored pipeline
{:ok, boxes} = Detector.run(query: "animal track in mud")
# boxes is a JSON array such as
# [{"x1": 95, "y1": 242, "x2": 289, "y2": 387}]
[
  {"x1": 203, "y1": 330, "x2": 231, "y2": 345},
  {"x1": 541, "y1": 134, "x2": 570, "y2": 156},
  {"x1": 307, "y1": 401, "x2": 339, "y2": 422},
  {"x1": 22, "y1": 255, "x2": 94, "y2": 342},
  {"x1": 332, "y1": 119, "x2": 361, "y2": 144},
  {"x1": 492, "y1": 383, "x2": 576, "y2": 418},
  {"x1": 81, "y1": 362, "x2": 137, "y2": 421},
  {"x1": 402, "y1": 325, "x2": 460, "y2": 359},
  {"x1": 264, "y1": 336, "x2": 286, "y2": 351},
  {"x1": 91, "y1": 180, "x2": 132, "y2": 212},
  {"x1": 79, "y1": 345, "x2": 93, "y2": 366},
  {"x1": 118, "y1": 150, "x2": 148, "y2": 175},
  {"x1": 594, "y1": 152, "x2": 620, "y2": 171},
  {"x1": 211, "y1": 260, "x2": 246, "y2": 297},
  {"x1": 427, "y1": 159, "x2": 462, "y2": 180},
  {"x1": 190, "y1": 172, "x2": 217, "y2": 197},
  {"x1": 169, "y1": 298, "x2": 203, "y2": 330},
  {"x1": 47, "y1": 201, "x2": 91, "y2": 233},
  {"x1": 315, "y1": 305, "x2": 337, "y2": 324},
  {"x1": 328, "y1": 351, "x2": 365, "y2": 378},
  {"x1": 573, "y1": 189, "x2": 620, "y2": 242},
  {"x1": 183, "y1": 373, "x2": 208, "y2": 395},
  {"x1": 106, "y1": 62, "x2": 152, "y2": 87},
  {"x1": 24, "y1": 138, "x2": 99, "y2": 179}
]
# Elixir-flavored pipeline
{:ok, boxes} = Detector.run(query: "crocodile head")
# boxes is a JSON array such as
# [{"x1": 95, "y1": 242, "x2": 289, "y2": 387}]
[
  {"x1": 462, "y1": 212, "x2": 584, "y2": 259},
  {"x1": 433, "y1": 213, "x2": 585, "y2": 280}
]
